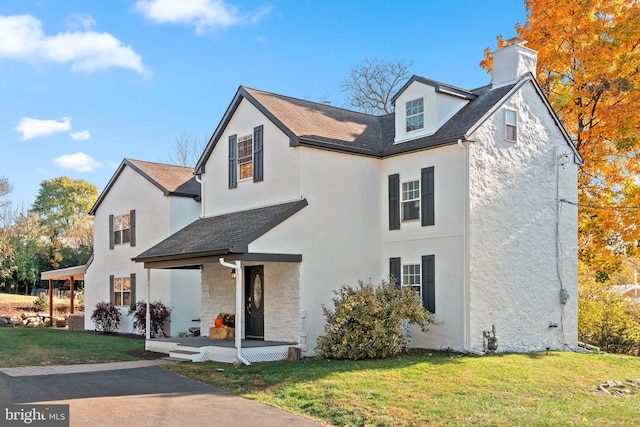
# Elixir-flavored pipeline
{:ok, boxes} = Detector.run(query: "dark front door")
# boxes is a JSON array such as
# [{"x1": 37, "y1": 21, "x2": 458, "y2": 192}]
[{"x1": 245, "y1": 265, "x2": 264, "y2": 339}]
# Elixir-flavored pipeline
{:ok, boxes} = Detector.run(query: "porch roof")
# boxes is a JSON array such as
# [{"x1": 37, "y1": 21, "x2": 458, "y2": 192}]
[
  {"x1": 40, "y1": 264, "x2": 88, "y2": 281},
  {"x1": 132, "y1": 199, "x2": 307, "y2": 268}
]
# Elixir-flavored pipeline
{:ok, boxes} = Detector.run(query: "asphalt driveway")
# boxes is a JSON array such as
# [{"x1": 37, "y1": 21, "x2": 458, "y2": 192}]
[{"x1": 0, "y1": 362, "x2": 322, "y2": 427}]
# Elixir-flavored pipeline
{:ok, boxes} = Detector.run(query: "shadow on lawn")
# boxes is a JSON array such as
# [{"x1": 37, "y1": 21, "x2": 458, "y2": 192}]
[{"x1": 167, "y1": 348, "x2": 476, "y2": 394}]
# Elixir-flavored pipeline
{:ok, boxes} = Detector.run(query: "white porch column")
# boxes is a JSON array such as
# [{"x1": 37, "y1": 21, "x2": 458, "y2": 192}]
[
  {"x1": 146, "y1": 268, "x2": 151, "y2": 340},
  {"x1": 219, "y1": 258, "x2": 250, "y2": 366}
]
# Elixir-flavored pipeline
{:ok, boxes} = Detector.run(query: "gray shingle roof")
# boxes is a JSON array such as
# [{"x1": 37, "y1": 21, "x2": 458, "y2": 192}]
[
  {"x1": 381, "y1": 84, "x2": 515, "y2": 155},
  {"x1": 89, "y1": 159, "x2": 200, "y2": 215},
  {"x1": 133, "y1": 199, "x2": 307, "y2": 262}
]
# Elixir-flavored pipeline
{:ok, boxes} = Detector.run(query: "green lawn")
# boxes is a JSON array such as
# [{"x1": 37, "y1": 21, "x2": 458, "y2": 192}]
[
  {"x1": 167, "y1": 350, "x2": 640, "y2": 426},
  {"x1": 0, "y1": 328, "x2": 145, "y2": 367}
]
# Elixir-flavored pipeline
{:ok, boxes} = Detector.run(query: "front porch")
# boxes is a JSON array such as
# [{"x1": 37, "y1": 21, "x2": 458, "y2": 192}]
[{"x1": 147, "y1": 336, "x2": 298, "y2": 364}]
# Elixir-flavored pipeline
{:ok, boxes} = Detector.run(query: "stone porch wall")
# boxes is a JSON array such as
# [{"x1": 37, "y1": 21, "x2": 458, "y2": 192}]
[{"x1": 200, "y1": 262, "x2": 302, "y2": 343}]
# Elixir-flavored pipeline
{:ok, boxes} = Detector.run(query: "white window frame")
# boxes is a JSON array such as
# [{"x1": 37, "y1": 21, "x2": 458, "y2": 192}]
[
  {"x1": 113, "y1": 213, "x2": 130, "y2": 246},
  {"x1": 402, "y1": 264, "x2": 422, "y2": 296},
  {"x1": 401, "y1": 180, "x2": 420, "y2": 221},
  {"x1": 406, "y1": 98, "x2": 424, "y2": 132},
  {"x1": 237, "y1": 134, "x2": 253, "y2": 180},
  {"x1": 505, "y1": 109, "x2": 517, "y2": 142},
  {"x1": 114, "y1": 276, "x2": 131, "y2": 306}
]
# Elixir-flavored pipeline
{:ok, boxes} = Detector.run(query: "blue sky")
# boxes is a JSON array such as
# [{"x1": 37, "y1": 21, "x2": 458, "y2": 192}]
[{"x1": 0, "y1": 0, "x2": 526, "y2": 207}]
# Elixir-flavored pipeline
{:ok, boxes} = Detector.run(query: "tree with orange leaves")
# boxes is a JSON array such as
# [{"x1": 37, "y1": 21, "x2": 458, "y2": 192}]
[{"x1": 483, "y1": 0, "x2": 640, "y2": 278}]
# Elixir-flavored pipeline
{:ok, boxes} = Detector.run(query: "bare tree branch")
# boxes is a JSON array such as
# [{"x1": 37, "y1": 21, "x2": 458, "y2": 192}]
[
  {"x1": 169, "y1": 131, "x2": 207, "y2": 167},
  {"x1": 341, "y1": 58, "x2": 414, "y2": 114}
]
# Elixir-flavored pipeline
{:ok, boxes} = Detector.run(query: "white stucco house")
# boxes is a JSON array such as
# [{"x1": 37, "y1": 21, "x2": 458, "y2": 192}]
[
  {"x1": 134, "y1": 38, "x2": 581, "y2": 362},
  {"x1": 84, "y1": 158, "x2": 202, "y2": 336}
]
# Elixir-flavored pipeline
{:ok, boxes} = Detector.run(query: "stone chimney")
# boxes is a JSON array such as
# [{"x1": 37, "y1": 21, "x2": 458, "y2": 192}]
[{"x1": 491, "y1": 37, "x2": 537, "y2": 89}]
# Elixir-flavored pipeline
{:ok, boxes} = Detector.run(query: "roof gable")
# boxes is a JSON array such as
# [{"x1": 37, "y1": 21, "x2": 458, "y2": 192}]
[{"x1": 89, "y1": 159, "x2": 200, "y2": 215}]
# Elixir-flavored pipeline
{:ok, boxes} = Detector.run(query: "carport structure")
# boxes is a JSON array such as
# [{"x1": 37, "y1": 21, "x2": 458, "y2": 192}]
[{"x1": 40, "y1": 263, "x2": 88, "y2": 323}]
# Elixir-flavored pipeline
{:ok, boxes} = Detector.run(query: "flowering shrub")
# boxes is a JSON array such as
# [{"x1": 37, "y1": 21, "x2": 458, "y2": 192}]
[
  {"x1": 128, "y1": 301, "x2": 171, "y2": 337},
  {"x1": 315, "y1": 278, "x2": 434, "y2": 360},
  {"x1": 91, "y1": 302, "x2": 122, "y2": 333}
]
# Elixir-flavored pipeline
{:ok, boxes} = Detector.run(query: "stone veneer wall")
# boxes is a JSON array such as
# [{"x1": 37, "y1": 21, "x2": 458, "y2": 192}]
[
  {"x1": 201, "y1": 263, "x2": 235, "y2": 335},
  {"x1": 467, "y1": 82, "x2": 579, "y2": 352},
  {"x1": 200, "y1": 262, "x2": 302, "y2": 343}
]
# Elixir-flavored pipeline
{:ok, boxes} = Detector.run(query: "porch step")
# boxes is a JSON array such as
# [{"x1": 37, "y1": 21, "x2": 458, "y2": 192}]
[
  {"x1": 163, "y1": 356, "x2": 189, "y2": 363},
  {"x1": 171, "y1": 349, "x2": 200, "y2": 355},
  {"x1": 168, "y1": 346, "x2": 207, "y2": 362}
]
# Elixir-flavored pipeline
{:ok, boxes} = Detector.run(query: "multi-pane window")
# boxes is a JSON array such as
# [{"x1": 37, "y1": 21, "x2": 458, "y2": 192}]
[
  {"x1": 402, "y1": 264, "x2": 422, "y2": 295},
  {"x1": 402, "y1": 180, "x2": 420, "y2": 221},
  {"x1": 113, "y1": 214, "x2": 130, "y2": 245},
  {"x1": 114, "y1": 276, "x2": 131, "y2": 306},
  {"x1": 238, "y1": 134, "x2": 253, "y2": 180},
  {"x1": 506, "y1": 109, "x2": 517, "y2": 142},
  {"x1": 406, "y1": 98, "x2": 424, "y2": 132}
]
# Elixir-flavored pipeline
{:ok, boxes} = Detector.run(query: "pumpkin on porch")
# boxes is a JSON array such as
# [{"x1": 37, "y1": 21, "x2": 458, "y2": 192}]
[{"x1": 214, "y1": 317, "x2": 224, "y2": 328}]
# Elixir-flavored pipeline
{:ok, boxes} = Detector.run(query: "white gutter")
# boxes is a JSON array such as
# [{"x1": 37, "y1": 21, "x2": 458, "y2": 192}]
[
  {"x1": 459, "y1": 139, "x2": 485, "y2": 356},
  {"x1": 194, "y1": 174, "x2": 205, "y2": 218},
  {"x1": 219, "y1": 258, "x2": 251, "y2": 366}
]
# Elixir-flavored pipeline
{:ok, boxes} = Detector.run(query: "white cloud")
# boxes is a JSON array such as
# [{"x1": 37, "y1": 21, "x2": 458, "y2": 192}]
[
  {"x1": 53, "y1": 152, "x2": 101, "y2": 172},
  {"x1": 70, "y1": 130, "x2": 91, "y2": 141},
  {"x1": 0, "y1": 14, "x2": 147, "y2": 74},
  {"x1": 134, "y1": 0, "x2": 272, "y2": 34},
  {"x1": 13, "y1": 116, "x2": 72, "y2": 140},
  {"x1": 65, "y1": 13, "x2": 96, "y2": 31}
]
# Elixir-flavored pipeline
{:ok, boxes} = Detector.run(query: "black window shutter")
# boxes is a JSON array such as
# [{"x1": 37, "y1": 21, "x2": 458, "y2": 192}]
[
  {"x1": 109, "y1": 275, "x2": 115, "y2": 305},
  {"x1": 388, "y1": 174, "x2": 400, "y2": 230},
  {"x1": 130, "y1": 273, "x2": 136, "y2": 310},
  {"x1": 389, "y1": 257, "x2": 401, "y2": 288},
  {"x1": 228, "y1": 134, "x2": 237, "y2": 189},
  {"x1": 422, "y1": 255, "x2": 435, "y2": 313},
  {"x1": 421, "y1": 167, "x2": 434, "y2": 226},
  {"x1": 129, "y1": 209, "x2": 136, "y2": 247},
  {"x1": 109, "y1": 215, "x2": 114, "y2": 250},
  {"x1": 253, "y1": 125, "x2": 264, "y2": 182}
]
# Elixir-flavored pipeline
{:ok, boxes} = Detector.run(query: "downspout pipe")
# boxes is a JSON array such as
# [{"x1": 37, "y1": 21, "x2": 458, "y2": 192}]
[
  {"x1": 219, "y1": 258, "x2": 251, "y2": 366},
  {"x1": 459, "y1": 139, "x2": 485, "y2": 356},
  {"x1": 194, "y1": 174, "x2": 205, "y2": 219}
]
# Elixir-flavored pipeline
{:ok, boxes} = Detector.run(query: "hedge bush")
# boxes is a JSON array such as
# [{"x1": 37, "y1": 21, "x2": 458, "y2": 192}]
[{"x1": 315, "y1": 278, "x2": 434, "y2": 360}]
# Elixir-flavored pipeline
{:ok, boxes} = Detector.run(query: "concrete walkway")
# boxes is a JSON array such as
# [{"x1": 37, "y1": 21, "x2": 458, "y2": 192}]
[
  {"x1": 0, "y1": 361, "x2": 323, "y2": 427},
  {"x1": 0, "y1": 359, "x2": 171, "y2": 377}
]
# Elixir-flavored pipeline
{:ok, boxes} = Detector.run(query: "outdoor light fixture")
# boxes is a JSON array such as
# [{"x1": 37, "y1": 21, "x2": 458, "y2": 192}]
[{"x1": 230, "y1": 269, "x2": 236, "y2": 280}]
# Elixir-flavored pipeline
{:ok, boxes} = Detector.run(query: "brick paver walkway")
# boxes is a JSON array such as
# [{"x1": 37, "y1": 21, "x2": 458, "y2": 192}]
[{"x1": 0, "y1": 359, "x2": 171, "y2": 377}]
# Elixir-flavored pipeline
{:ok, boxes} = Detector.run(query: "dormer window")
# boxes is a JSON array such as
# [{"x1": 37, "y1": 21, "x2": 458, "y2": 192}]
[
  {"x1": 406, "y1": 98, "x2": 424, "y2": 132},
  {"x1": 505, "y1": 109, "x2": 517, "y2": 142}
]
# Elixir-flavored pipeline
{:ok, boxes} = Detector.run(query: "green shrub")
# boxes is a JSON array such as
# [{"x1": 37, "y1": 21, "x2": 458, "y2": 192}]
[
  {"x1": 315, "y1": 278, "x2": 434, "y2": 360},
  {"x1": 579, "y1": 280, "x2": 640, "y2": 354},
  {"x1": 90, "y1": 302, "x2": 122, "y2": 333},
  {"x1": 32, "y1": 292, "x2": 49, "y2": 312}
]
